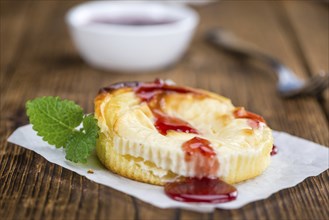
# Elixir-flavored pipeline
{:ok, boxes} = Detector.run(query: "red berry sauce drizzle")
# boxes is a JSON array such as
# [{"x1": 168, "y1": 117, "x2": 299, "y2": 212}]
[
  {"x1": 134, "y1": 79, "x2": 237, "y2": 203},
  {"x1": 234, "y1": 107, "x2": 278, "y2": 156},
  {"x1": 182, "y1": 137, "x2": 219, "y2": 177},
  {"x1": 164, "y1": 137, "x2": 237, "y2": 203},
  {"x1": 134, "y1": 79, "x2": 198, "y2": 135},
  {"x1": 233, "y1": 107, "x2": 265, "y2": 129},
  {"x1": 271, "y1": 145, "x2": 278, "y2": 156},
  {"x1": 153, "y1": 110, "x2": 199, "y2": 135}
]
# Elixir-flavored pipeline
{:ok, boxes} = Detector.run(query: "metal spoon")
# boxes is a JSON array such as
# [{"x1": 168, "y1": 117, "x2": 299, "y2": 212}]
[{"x1": 206, "y1": 28, "x2": 329, "y2": 98}]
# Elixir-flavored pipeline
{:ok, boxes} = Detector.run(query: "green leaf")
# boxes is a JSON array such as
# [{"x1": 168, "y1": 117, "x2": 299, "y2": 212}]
[
  {"x1": 26, "y1": 97, "x2": 100, "y2": 163},
  {"x1": 65, "y1": 115, "x2": 99, "y2": 163},
  {"x1": 26, "y1": 97, "x2": 84, "y2": 148}
]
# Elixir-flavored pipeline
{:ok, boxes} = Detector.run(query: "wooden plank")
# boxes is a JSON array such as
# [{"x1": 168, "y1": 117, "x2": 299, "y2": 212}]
[
  {"x1": 0, "y1": 1, "x2": 29, "y2": 75},
  {"x1": 280, "y1": 0, "x2": 329, "y2": 115},
  {"x1": 0, "y1": 0, "x2": 328, "y2": 219},
  {"x1": 0, "y1": 0, "x2": 30, "y2": 139},
  {"x1": 280, "y1": 1, "x2": 328, "y2": 76},
  {"x1": 0, "y1": 2, "x2": 32, "y2": 219},
  {"x1": 133, "y1": 199, "x2": 178, "y2": 220}
]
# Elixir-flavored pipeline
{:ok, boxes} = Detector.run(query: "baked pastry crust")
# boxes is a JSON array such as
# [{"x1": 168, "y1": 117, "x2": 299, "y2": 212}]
[{"x1": 95, "y1": 80, "x2": 273, "y2": 185}]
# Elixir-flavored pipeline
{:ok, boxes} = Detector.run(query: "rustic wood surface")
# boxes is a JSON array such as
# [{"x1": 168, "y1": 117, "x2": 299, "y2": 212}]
[{"x1": 1, "y1": 1, "x2": 328, "y2": 219}]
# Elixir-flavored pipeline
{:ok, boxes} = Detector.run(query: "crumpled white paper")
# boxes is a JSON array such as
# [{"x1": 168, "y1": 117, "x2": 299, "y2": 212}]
[{"x1": 7, "y1": 125, "x2": 329, "y2": 212}]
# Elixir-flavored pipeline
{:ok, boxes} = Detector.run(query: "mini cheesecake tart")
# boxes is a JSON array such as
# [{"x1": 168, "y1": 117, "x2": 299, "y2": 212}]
[{"x1": 94, "y1": 79, "x2": 273, "y2": 186}]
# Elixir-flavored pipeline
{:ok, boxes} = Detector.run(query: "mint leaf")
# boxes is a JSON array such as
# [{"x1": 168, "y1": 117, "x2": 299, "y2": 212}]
[
  {"x1": 26, "y1": 97, "x2": 83, "y2": 148},
  {"x1": 26, "y1": 96, "x2": 99, "y2": 163},
  {"x1": 65, "y1": 115, "x2": 99, "y2": 163}
]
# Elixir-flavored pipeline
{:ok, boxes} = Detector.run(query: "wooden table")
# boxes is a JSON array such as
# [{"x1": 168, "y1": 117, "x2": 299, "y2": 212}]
[{"x1": 1, "y1": 1, "x2": 328, "y2": 219}]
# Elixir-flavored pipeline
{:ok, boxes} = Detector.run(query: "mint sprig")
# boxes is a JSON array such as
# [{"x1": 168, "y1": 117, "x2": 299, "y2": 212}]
[{"x1": 26, "y1": 96, "x2": 99, "y2": 163}]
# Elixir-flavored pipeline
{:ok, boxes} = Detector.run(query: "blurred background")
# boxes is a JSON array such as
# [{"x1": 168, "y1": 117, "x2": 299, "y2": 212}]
[{"x1": 1, "y1": 0, "x2": 328, "y2": 133}]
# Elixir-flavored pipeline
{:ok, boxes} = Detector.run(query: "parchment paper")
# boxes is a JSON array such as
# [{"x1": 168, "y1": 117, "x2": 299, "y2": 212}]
[{"x1": 7, "y1": 124, "x2": 329, "y2": 212}]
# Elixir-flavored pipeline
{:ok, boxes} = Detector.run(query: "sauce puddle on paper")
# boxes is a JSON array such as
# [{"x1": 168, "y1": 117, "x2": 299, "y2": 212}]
[{"x1": 164, "y1": 177, "x2": 237, "y2": 203}]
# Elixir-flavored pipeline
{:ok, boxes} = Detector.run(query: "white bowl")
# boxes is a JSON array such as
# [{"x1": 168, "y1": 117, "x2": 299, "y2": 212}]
[{"x1": 66, "y1": 1, "x2": 199, "y2": 73}]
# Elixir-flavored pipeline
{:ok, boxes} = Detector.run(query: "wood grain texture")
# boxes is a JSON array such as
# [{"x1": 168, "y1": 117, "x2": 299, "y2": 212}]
[
  {"x1": 280, "y1": 0, "x2": 329, "y2": 117},
  {"x1": 0, "y1": 1, "x2": 328, "y2": 220}
]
